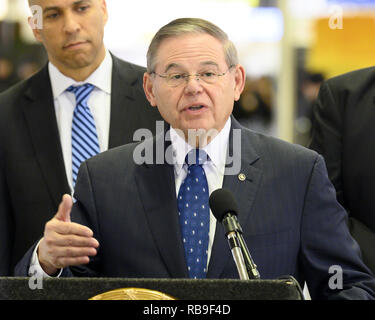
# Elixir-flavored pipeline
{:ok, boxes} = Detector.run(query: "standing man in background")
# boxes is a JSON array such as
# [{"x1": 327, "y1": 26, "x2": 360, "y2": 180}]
[
  {"x1": 310, "y1": 67, "x2": 375, "y2": 275},
  {"x1": 0, "y1": 0, "x2": 161, "y2": 275}
]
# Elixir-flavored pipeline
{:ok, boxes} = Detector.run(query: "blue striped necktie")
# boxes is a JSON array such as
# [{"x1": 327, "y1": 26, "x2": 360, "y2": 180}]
[
  {"x1": 67, "y1": 84, "x2": 99, "y2": 188},
  {"x1": 177, "y1": 149, "x2": 210, "y2": 279}
]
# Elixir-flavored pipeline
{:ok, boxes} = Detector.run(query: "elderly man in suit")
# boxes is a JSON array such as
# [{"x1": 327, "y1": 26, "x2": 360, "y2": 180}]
[
  {"x1": 0, "y1": 0, "x2": 161, "y2": 275},
  {"x1": 15, "y1": 18, "x2": 375, "y2": 299}
]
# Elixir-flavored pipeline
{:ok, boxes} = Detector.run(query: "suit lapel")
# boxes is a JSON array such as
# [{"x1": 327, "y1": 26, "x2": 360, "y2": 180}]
[
  {"x1": 207, "y1": 118, "x2": 263, "y2": 278},
  {"x1": 22, "y1": 65, "x2": 70, "y2": 207},
  {"x1": 134, "y1": 133, "x2": 188, "y2": 278}
]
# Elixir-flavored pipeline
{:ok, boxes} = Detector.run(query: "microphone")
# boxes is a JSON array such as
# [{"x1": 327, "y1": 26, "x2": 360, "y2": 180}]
[{"x1": 209, "y1": 188, "x2": 260, "y2": 280}]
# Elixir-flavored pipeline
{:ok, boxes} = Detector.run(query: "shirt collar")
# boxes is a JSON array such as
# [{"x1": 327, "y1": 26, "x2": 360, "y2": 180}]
[
  {"x1": 48, "y1": 49, "x2": 112, "y2": 99},
  {"x1": 170, "y1": 117, "x2": 232, "y2": 176}
]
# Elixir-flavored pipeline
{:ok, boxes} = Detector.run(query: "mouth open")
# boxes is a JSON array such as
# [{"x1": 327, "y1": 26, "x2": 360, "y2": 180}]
[
  {"x1": 181, "y1": 104, "x2": 208, "y2": 115},
  {"x1": 188, "y1": 105, "x2": 204, "y2": 111}
]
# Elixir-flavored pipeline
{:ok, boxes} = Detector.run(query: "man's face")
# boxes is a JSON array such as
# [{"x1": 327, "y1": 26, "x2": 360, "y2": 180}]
[
  {"x1": 144, "y1": 33, "x2": 245, "y2": 139},
  {"x1": 30, "y1": 0, "x2": 108, "y2": 72}
]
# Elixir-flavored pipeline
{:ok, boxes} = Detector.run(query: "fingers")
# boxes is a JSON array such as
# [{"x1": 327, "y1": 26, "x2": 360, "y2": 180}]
[
  {"x1": 50, "y1": 233, "x2": 99, "y2": 248},
  {"x1": 43, "y1": 231, "x2": 99, "y2": 256},
  {"x1": 55, "y1": 256, "x2": 91, "y2": 268},
  {"x1": 53, "y1": 246, "x2": 98, "y2": 258},
  {"x1": 46, "y1": 219, "x2": 94, "y2": 237},
  {"x1": 45, "y1": 253, "x2": 94, "y2": 271},
  {"x1": 55, "y1": 194, "x2": 73, "y2": 222},
  {"x1": 48, "y1": 246, "x2": 98, "y2": 266},
  {"x1": 38, "y1": 194, "x2": 100, "y2": 274},
  {"x1": 39, "y1": 232, "x2": 99, "y2": 273}
]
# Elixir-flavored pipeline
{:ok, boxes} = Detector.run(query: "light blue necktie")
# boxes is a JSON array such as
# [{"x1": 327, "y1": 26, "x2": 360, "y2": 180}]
[
  {"x1": 178, "y1": 149, "x2": 210, "y2": 279},
  {"x1": 67, "y1": 84, "x2": 99, "y2": 188}
]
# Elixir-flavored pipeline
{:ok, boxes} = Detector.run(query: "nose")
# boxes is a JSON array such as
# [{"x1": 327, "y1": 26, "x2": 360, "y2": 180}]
[
  {"x1": 62, "y1": 11, "x2": 81, "y2": 34},
  {"x1": 183, "y1": 76, "x2": 203, "y2": 95}
]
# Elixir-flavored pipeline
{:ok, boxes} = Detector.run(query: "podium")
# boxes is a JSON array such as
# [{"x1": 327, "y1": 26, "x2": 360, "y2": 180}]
[{"x1": 0, "y1": 277, "x2": 304, "y2": 300}]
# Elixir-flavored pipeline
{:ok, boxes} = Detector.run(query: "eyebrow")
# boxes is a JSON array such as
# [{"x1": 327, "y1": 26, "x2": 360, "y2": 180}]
[
  {"x1": 201, "y1": 61, "x2": 220, "y2": 68},
  {"x1": 164, "y1": 61, "x2": 220, "y2": 73},
  {"x1": 164, "y1": 63, "x2": 180, "y2": 73},
  {"x1": 43, "y1": 6, "x2": 59, "y2": 14},
  {"x1": 43, "y1": 0, "x2": 91, "y2": 14}
]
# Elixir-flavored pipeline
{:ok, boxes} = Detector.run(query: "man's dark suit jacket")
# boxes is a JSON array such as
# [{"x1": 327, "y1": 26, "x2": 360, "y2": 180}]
[
  {"x1": 310, "y1": 66, "x2": 375, "y2": 274},
  {"x1": 0, "y1": 55, "x2": 162, "y2": 275},
  {"x1": 16, "y1": 118, "x2": 375, "y2": 299}
]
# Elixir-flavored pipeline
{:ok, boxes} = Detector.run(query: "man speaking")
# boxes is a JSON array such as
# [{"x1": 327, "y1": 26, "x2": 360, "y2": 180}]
[{"x1": 16, "y1": 18, "x2": 375, "y2": 299}]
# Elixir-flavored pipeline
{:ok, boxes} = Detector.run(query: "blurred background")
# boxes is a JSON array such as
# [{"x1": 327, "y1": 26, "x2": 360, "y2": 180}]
[{"x1": 1, "y1": 0, "x2": 374, "y2": 145}]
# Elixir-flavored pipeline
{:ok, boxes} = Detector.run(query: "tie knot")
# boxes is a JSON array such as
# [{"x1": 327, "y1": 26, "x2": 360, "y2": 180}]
[
  {"x1": 67, "y1": 83, "x2": 95, "y2": 106},
  {"x1": 185, "y1": 149, "x2": 208, "y2": 166}
]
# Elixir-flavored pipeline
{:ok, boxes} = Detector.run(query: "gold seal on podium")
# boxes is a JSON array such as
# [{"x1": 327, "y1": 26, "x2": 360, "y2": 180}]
[{"x1": 89, "y1": 287, "x2": 176, "y2": 300}]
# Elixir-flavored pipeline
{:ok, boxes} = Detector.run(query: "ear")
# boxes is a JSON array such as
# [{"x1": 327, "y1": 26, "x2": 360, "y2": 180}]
[
  {"x1": 101, "y1": 0, "x2": 109, "y2": 25},
  {"x1": 143, "y1": 72, "x2": 157, "y2": 107},
  {"x1": 233, "y1": 64, "x2": 246, "y2": 102}
]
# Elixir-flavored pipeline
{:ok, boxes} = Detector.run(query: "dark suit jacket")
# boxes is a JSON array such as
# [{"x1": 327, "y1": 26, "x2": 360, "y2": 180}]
[
  {"x1": 16, "y1": 118, "x2": 375, "y2": 299},
  {"x1": 310, "y1": 67, "x2": 375, "y2": 274},
  {"x1": 0, "y1": 55, "x2": 162, "y2": 275}
]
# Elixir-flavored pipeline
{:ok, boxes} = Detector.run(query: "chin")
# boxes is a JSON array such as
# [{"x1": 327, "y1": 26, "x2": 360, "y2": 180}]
[
  {"x1": 63, "y1": 50, "x2": 93, "y2": 67},
  {"x1": 70, "y1": 57, "x2": 92, "y2": 69},
  {"x1": 182, "y1": 119, "x2": 215, "y2": 132}
]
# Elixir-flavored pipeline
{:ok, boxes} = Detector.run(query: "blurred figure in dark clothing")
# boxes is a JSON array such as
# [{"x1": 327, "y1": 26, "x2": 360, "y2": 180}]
[
  {"x1": 295, "y1": 72, "x2": 324, "y2": 146},
  {"x1": 233, "y1": 76, "x2": 274, "y2": 135},
  {"x1": 0, "y1": 58, "x2": 19, "y2": 92}
]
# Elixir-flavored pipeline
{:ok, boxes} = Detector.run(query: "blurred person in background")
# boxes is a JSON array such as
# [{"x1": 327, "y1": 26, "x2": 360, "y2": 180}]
[
  {"x1": 0, "y1": 0, "x2": 161, "y2": 275},
  {"x1": 295, "y1": 72, "x2": 324, "y2": 146},
  {"x1": 0, "y1": 58, "x2": 19, "y2": 92},
  {"x1": 233, "y1": 76, "x2": 274, "y2": 135},
  {"x1": 0, "y1": 19, "x2": 45, "y2": 92},
  {"x1": 310, "y1": 66, "x2": 375, "y2": 275}
]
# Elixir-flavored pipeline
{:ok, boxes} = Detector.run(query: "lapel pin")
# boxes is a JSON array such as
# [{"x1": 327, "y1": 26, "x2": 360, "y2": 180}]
[{"x1": 238, "y1": 173, "x2": 246, "y2": 181}]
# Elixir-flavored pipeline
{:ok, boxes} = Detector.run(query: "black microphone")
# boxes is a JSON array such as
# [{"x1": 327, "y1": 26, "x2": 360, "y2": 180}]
[{"x1": 209, "y1": 188, "x2": 260, "y2": 279}]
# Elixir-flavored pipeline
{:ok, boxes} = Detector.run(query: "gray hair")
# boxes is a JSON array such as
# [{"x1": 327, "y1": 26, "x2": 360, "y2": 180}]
[{"x1": 146, "y1": 18, "x2": 238, "y2": 73}]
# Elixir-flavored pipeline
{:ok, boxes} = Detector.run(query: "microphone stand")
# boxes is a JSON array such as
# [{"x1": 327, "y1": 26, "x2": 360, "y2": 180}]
[
  {"x1": 223, "y1": 214, "x2": 260, "y2": 280},
  {"x1": 227, "y1": 231, "x2": 249, "y2": 280},
  {"x1": 236, "y1": 231, "x2": 260, "y2": 279}
]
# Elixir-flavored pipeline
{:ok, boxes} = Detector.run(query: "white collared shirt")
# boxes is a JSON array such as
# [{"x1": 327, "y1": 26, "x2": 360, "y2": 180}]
[
  {"x1": 169, "y1": 117, "x2": 231, "y2": 266},
  {"x1": 29, "y1": 51, "x2": 113, "y2": 278},
  {"x1": 49, "y1": 50, "x2": 112, "y2": 192}
]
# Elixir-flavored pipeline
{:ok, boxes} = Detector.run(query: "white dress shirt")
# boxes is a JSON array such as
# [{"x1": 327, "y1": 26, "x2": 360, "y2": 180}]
[
  {"x1": 170, "y1": 117, "x2": 231, "y2": 267},
  {"x1": 29, "y1": 52, "x2": 112, "y2": 278},
  {"x1": 50, "y1": 50, "x2": 112, "y2": 193}
]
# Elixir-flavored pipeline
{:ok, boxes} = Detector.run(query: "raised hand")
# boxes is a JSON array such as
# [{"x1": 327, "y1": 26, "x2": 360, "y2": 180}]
[{"x1": 37, "y1": 194, "x2": 99, "y2": 275}]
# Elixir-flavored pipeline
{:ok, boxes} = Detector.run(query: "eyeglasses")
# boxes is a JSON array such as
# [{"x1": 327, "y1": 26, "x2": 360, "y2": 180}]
[{"x1": 151, "y1": 65, "x2": 235, "y2": 87}]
